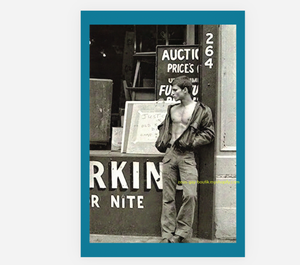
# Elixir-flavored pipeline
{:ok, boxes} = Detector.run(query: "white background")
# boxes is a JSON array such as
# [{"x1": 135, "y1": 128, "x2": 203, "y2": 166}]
[{"x1": 1, "y1": 1, "x2": 299, "y2": 264}]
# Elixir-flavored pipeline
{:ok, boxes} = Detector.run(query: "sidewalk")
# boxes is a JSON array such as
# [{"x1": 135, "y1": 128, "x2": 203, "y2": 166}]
[{"x1": 90, "y1": 234, "x2": 236, "y2": 243}]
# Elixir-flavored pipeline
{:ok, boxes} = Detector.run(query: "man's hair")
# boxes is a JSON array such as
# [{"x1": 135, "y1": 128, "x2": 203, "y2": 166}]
[{"x1": 172, "y1": 76, "x2": 193, "y2": 96}]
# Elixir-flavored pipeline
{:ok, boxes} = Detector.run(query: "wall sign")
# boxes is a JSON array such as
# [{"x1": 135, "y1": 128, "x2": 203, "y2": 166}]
[
  {"x1": 155, "y1": 45, "x2": 200, "y2": 101},
  {"x1": 89, "y1": 155, "x2": 164, "y2": 236}
]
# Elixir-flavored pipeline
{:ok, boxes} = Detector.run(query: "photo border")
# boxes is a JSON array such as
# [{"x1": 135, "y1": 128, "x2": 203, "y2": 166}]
[{"x1": 81, "y1": 10, "x2": 245, "y2": 257}]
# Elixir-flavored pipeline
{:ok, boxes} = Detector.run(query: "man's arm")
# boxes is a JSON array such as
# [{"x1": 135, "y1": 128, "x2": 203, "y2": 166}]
[{"x1": 192, "y1": 107, "x2": 215, "y2": 148}]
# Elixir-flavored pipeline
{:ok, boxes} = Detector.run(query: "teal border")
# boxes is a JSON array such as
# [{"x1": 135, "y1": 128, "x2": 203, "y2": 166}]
[{"x1": 81, "y1": 10, "x2": 245, "y2": 257}]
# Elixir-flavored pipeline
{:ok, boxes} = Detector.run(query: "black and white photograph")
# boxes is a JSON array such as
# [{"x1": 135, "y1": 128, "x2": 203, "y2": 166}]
[{"x1": 88, "y1": 23, "x2": 239, "y2": 247}]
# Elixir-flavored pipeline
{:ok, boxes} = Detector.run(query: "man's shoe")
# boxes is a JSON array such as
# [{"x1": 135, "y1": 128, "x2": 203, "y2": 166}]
[
  {"x1": 169, "y1": 235, "x2": 183, "y2": 243},
  {"x1": 160, "y1": 238, "x2": 169, "y2": 243}
]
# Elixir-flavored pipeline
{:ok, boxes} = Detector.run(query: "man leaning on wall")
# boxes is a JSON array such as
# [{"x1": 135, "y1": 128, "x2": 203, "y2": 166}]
[{"x1": 155, "y1": 75, "x2": 215, "y2": 243}]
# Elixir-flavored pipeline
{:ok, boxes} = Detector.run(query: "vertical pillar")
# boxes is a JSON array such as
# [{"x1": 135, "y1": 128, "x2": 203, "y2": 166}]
[
  {"x1": 197, "y1": 25, "x2": 219, "y2": 239},
  {"x1": 186, "y1": 25, "x2": 195, "y2": 44}
]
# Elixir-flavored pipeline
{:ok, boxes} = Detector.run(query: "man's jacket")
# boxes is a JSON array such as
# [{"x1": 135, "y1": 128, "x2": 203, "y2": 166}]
[{"x1": 155, "y1": 101, "x2": 215, "y2": 153}]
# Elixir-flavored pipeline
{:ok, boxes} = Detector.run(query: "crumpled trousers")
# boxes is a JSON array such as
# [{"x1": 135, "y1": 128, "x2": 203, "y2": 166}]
[{"x1": 161, "y1": 147, "x2": 198, "y2": 239}]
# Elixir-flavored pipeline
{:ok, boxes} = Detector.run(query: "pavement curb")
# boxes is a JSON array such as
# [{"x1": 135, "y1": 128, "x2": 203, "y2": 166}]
[{"x1": 90, "y1": 234, "x2": 236, "y2": 243}]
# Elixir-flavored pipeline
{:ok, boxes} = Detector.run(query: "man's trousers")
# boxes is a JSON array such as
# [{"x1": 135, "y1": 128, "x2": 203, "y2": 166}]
[{"x1": 161, "y1": 147, "x2": 198, "y2": 239}]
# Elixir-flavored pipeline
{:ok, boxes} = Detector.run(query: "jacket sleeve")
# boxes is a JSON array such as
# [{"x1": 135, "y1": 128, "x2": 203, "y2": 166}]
[{"x1": 192, "y1": 106, "x2": 215, "y2": 148}]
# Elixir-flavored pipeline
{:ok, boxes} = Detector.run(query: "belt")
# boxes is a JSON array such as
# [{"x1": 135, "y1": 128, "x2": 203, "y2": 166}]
[{"x1": 167, "y1": 143, "x2": 193, "y2": 153}]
